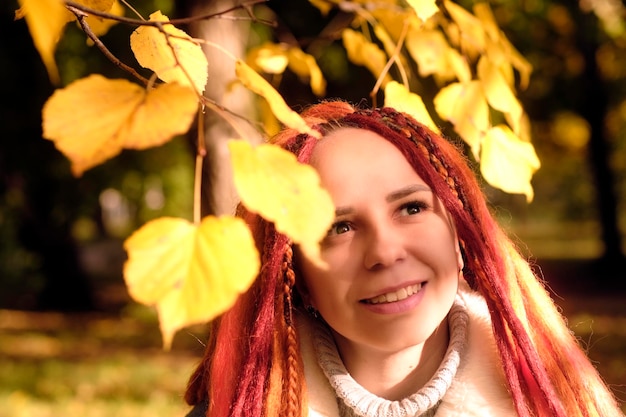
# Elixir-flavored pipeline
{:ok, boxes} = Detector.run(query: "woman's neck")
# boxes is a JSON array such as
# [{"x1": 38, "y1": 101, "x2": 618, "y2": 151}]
[{"x1": 330, "y1": 317, "x2": 450, "y2": 400}]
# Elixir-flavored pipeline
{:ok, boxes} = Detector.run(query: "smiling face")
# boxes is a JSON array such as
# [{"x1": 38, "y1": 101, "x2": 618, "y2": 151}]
[{"x1": 298, "y1": 127, "x2": 463, "y2": 355}]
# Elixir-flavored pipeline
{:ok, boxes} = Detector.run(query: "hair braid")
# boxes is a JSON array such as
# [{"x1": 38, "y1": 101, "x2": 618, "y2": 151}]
[{"x1": 280, "y1": 243, "x2": 306, "y2": 417}]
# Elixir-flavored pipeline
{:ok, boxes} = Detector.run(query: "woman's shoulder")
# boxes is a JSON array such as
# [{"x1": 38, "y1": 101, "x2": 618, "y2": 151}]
[
  {"x1": 457, "y1": 280, "x2": 490, "y2": 321},
  {"x1": 437, "y1": 282, "x2": 517, "y2": 416}
]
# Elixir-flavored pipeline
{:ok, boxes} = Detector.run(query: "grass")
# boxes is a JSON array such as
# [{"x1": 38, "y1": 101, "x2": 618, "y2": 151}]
[
  {"x1": 0, "y1": 305, "x2": 205, "y2": 417},
  {"x1": 0, "y1": 356, "x2": 196, "y2": 417},
  {"x1": 1, "y1": 282, "x2": 625, "y2": 416}
]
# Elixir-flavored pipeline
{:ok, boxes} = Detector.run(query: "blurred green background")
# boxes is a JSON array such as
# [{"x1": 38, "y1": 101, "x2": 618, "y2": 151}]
[{"x1": 1, "y1": 0, "x2": 625, "y2": 415}]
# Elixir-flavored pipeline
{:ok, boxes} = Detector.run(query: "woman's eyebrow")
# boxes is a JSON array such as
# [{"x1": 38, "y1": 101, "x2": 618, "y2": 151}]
[
  {"x1": 333, "y1": 184, "x2": 431, "y2": 216},
  {"x1": 334, "y1": 206, "x2": 353, "y2": 217},
  {"x1": 386, "y1": 184, "x2": 431, "y2": 202}
]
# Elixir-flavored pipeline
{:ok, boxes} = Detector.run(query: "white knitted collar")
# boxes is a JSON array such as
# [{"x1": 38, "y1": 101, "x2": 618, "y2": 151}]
[{"x1": 311, "y1": 295, "x2": 469, "y2": 417}]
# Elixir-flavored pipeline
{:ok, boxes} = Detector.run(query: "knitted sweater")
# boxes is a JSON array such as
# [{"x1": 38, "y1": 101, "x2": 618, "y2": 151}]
[
  {"x1": 299, "y1": 283, "x2": 517, "y2": 417},
  {"x1": 183, "y1": 284, "x2": 517, "y2": 417}
]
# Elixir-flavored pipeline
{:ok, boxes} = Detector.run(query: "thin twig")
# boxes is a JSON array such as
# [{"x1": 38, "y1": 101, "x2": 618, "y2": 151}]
[
  {"x1": 202, "y1": 96, "x2": 266, "y2": 137},
  {"x1": 63, "y1": 0, "x2": 274, "y2": 28},
  {"x1": 370, "y1": 17, "x2": 410, "y2": 103},
  {"x1": 118, "y1": 0, "x2": 145, "y2": 20},
  {"x1": 168, "y1": 0, "x2": 276, "y2": 27},
  {"x1": 194, "y1": 108, "x2": 205, "y2": 225},
  {"x1": 69, "y1": 6, "x2": 151, "y2": 85}
]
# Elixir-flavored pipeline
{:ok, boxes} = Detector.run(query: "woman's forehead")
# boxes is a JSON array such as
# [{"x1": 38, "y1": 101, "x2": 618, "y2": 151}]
[
  {"x1": 310, "y1": 127, "x2": 390, "y2": 162},
  {"x1": 309, "y1": 127, "x2": 427, "y2": 192}
]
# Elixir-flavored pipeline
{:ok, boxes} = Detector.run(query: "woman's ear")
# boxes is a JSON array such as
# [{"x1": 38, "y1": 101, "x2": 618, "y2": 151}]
[
  {"x1": 455, "y1": 239, "x2": 465, "y2": 273},
  {"x1": 445, "y1": 210, "x2": 465, "y2": 273}
]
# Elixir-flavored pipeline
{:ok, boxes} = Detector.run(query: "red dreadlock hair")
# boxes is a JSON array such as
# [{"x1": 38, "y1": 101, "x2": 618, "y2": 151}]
[{"x1": 185, "y1": 100, "x2": 622, "y2": 417}]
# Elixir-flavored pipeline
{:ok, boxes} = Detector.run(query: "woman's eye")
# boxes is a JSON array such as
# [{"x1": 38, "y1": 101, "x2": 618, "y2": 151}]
[
  {"x1": 400, "y1": 201, "x2": 427, "y2": 216},
  {"x1": 327, "y1": 221, "x2": 351, "y2": 236}
]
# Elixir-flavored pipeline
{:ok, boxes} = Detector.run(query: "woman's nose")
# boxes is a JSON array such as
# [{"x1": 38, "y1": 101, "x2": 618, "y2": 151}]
[{"x1": 363, "y1": 225, "x2": 407, "y2": 270}]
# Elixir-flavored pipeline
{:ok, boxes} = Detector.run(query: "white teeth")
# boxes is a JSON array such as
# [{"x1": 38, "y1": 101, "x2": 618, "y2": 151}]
[{"x1": 365, "y1": 283, "x2": 422, "y2": 304}]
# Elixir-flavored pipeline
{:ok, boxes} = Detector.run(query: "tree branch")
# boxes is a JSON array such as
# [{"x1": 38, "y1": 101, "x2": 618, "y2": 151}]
[
  {"x1": 63, "y1": 0, "x2": 275, "y2": 28},
  {"x1": 69, "y1": 6, "x2": 151, "y2": 86}
]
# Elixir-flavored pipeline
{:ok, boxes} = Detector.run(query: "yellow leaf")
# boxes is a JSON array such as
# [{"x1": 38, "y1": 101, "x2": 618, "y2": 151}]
[
  {"x1": 124, "y1": 218, "x2": 195, "y2": 305},
  {"x1": 477, "y1": 57, "x2": 523, "y2": 134},
  {"x1": 130, "y1": 11, "x2": 208, "y2": 94},
  {"x1": 406, "y1": 0, "x2": 439, "y2": 22},
  {"x1": 373, "y1": 24, "x2": 398, "y2": 58},
  {"x1": 42, "y1": 75, "x2": 139, "y2": 175},
  {"x1": 441, "y1": 21, "x2": 461, "y2": 54},
  {"x1": 123, "y1": 216, "x2": 260, "y2": 349},
  {"x1": 444, "y1": 1, "x2": 485, "y2": 56},
  {"x1": 287, "y1": 47, "x2": 327, "y2": 96},
  {"x1": 118, "y1": 82, "x2": 199, "y2": 150},
  {"x1": 16, "y1": 0, "x2": 72, "y2": 84},
  {"x1": 472, "y1": 2, "x2": 500, "y2": 41},
  {"x1": 247, "y1": 42, "x2": 289, "y2": 74},
  {"x1": 84, "y1": 0, "x2": 123, "y2": 40},
  {"x1": 342, "y1": 28, "x2": 392, "y2": 87},
  {"x1": 483, "y1": 37, "x2": 515, "y2": 85},
  {"x1": 516, "y1": 112, "x2": 532, "y2": 144},
  {"x1": 473, "y1": 2, "x2": 532, "y2": 89},
  {"x1": 372, "y1": 7, "x2": 417, "y2": 42},
  {"x1": 229, "y1": 140, "x2": 334, "y2": 267},
  {"x1": 498, "y1": 36, "x2": 533, "y2": 90},
  {"x1": 42, "y1": 74, "x2": 198, "y2": 176},
  {"x1": 455, "y1": 121, "x2": 484, "y2": 161},
  {"x1": 434, "y1": 81, "x2": 489, "y2": 157},
  {"x1": 480, "y1": 125, "x2": 540, "y2": 202},
  {"x1": 373, "y1": 24, "x2": 395, "y2": 58},
  {"x1": 258, "y1": 97, "x2": 282, "y2": 138},
  {"x1": 76, "y1": 0, "x2": 115, "y2": 12},
  {"x1": 73, "y1": 0, "x2": 115, "y2": 11},
  {"x1": 308, "y1": 0, "x2": 333, "y2": 16},
  {"x1": 235, "y1": 60, "x2": 320, "y2": 138},
  {"x1": 384, "y1": 81, "x2": 439, "y2": 134},
  {"x1": 245, "y1": 43, "x2": 327, "y2": 96},
  {"x1": 435, "y1": 87, "x2": 486, "y2": 159},
  {"x1": 405, "y1": 28, "x2": 454, "y2": 80},
  {"x1": 446, "y1": 48, "x2": 472, "y2": 83}
]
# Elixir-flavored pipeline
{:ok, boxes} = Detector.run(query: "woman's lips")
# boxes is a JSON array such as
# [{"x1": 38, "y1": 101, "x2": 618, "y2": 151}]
[{"x1": 362, "y1": 283, "x2": 423, "y2": 304}]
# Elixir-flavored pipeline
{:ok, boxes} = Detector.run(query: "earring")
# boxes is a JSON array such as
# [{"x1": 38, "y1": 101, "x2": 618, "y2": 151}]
[{"x1": 305, "y1": 304, "x2": 320, "y2": 319}]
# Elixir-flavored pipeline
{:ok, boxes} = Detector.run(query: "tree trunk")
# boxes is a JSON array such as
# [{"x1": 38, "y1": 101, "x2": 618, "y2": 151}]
[
  {"x1": 576, "y1": 10, "x2": 623, "y2": 272},
  {"x1": 176, "y1": 0, "x2": 263, "y2": 217}
]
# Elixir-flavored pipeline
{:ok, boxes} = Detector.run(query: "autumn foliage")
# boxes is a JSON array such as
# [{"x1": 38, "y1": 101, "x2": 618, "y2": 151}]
[{"x1": 16, "y1": 0, "x2": 539, "y2": 348}]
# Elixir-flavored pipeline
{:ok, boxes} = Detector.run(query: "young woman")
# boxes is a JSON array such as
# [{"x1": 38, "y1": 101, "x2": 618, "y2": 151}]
[{"x1": 184, "y1": 101, "x2": 624, "y2": 417}]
